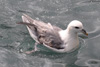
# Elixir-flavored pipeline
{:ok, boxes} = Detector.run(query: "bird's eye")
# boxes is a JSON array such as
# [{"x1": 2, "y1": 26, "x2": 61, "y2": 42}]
[{"x1": 75, "y1": 27, "x2": 80, "y2": 29}]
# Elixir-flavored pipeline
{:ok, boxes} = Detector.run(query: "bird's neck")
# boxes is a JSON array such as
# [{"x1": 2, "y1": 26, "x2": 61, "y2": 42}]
[
  {"x1": 59, "y1": 29, "x2": 79, "y2": 52},
  {"x1": 59, "y1": 29, "x2": 78, "y2": 41}
]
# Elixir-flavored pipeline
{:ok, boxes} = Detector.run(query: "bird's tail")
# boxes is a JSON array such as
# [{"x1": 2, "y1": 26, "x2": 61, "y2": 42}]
[
  {"x1": 17, "y1": 14, "x2": 39, "y2": 42},
  {"x1": 22, "y1": 14, "x2": 35, "y2": 24}
]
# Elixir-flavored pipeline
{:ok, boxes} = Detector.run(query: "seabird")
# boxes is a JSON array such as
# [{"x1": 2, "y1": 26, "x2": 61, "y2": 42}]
[{"x1": 17, "y1": 14, "x2": 88, "y2": 54}]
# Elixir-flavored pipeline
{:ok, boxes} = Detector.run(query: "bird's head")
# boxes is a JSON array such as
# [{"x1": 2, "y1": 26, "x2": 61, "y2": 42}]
[{"x1": 67, "y1": 20, "x2": 88, "y2": 36}]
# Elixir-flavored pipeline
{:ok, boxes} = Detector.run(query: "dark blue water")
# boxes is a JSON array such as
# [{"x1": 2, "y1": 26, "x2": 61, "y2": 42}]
[{"x1": 0, "y1": 0, "x2": 100, "y2": 67}]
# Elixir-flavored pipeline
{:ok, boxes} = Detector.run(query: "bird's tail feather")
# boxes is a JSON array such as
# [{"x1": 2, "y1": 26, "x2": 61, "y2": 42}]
[{"x1": 22, "y1": 14, "x2": 35, "y2": 24}]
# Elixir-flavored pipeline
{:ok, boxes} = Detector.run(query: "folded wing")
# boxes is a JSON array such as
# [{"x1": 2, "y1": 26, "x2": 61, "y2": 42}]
[{"x1": 19, "y1": 14, "x2": 64, "y2": 49}]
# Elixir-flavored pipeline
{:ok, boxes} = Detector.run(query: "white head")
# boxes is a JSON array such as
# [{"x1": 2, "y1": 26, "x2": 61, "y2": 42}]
[{"x1": 67, "y1": 20, "x2": 88, "y2": 36}]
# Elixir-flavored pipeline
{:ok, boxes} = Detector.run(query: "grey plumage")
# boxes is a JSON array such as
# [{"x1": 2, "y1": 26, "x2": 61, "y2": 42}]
[{"x1": 18, "y1": 14, "x2": 64, "y2": 49}]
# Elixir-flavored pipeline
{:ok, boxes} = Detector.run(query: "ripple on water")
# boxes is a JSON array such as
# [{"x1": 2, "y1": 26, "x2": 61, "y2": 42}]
[
  {"x1": 0, "y1": 0, "x2": 100, "y2": 67},
  {"x1": 86, "y1": 59, "x2": 100, "y2": 67}
]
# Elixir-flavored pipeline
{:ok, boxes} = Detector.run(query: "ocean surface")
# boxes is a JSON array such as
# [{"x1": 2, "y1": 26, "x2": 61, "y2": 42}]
[{"x1": 0, "y1": 0, "x2": 100, "y2": 67}]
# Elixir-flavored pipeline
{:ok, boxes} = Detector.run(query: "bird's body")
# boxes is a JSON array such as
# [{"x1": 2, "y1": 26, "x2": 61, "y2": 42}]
[{"x1": 18, "y1": 14, "x2": 88, "y2": 53}]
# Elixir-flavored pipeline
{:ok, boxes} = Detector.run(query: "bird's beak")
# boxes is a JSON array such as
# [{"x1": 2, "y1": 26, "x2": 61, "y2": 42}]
[{"x1": 81, "y1": 29, "x2": 88, "y2": 36}]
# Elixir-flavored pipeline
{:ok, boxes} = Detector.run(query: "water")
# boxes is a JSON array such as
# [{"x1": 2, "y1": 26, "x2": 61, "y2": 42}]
[{"x1": 0, "y1": 0, "x2": 100, "y2": 67}]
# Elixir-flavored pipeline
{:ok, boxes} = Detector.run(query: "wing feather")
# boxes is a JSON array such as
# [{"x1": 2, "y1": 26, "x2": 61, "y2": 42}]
[{"x1": 19, "y1": 14, "x2": 64, "y2": 49}]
